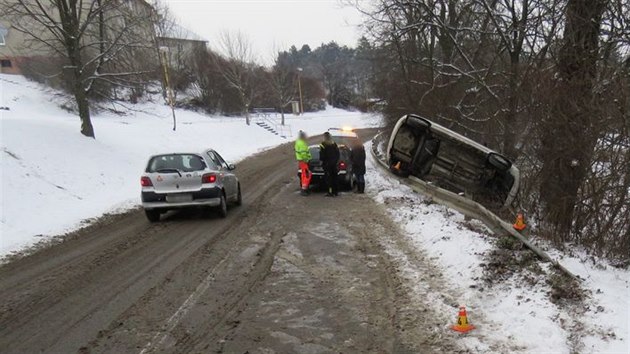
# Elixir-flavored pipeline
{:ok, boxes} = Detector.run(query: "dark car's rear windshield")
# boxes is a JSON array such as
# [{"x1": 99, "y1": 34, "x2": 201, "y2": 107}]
[
  {"x1": 309, "y1": 146, "x2": 351, "y2": 161},
  {"x1": 309, "y1": 147, "x2": 320, "y2": 160},
  {"x1": 147, "y1": 154, "x2": 207, "y2": 173},
  {"x1": 340, "y1": 148, "x2": 351, "y2": 160}
]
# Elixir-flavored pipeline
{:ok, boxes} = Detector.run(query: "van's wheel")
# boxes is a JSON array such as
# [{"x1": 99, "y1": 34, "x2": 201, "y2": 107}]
[
  {"x1": 487, "y1": 153, "x2": 511, "y2": 172},
  {"x1": 217, "y1": 192, "x2": 228, "y2": 218},
  {"x1": 235, "y1": 184, "x2": 242, "y2": 206},
  {"x1": 145, "y1": 209, "x2": 160, "y2": 222}
]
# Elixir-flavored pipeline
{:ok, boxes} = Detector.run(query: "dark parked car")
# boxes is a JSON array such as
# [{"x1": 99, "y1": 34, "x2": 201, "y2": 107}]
[
  {"x1": 298, "y1": 144, "x2": 354, "y2": 190},
  {"x1": 387, "y1": 114, "x2": 520, "y2": 209}
]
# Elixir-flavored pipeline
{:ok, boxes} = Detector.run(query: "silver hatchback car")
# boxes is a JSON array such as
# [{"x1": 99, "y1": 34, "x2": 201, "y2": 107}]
[{"x1": 140, "y1": 149, "x2": 241, "y2": 222}]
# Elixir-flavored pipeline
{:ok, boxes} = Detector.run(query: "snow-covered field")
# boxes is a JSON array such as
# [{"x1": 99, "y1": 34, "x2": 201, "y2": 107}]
[
  {"x1": 0, "y1": 74, "x2": 381, "y2": 257},
  {"x1": 366, "y1": 143, "x2": 629, "y2": 354}
]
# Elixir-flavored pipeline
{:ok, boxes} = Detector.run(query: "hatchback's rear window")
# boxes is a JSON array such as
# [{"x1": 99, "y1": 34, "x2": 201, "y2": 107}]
[{"x1": 147, "y1": 154, "x2": 206, "y2": 173}]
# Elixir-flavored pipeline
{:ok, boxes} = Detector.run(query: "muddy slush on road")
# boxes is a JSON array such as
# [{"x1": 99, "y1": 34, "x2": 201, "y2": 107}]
[{"x1": 0, "y1": 129, "x2": 460, "y2": 353}]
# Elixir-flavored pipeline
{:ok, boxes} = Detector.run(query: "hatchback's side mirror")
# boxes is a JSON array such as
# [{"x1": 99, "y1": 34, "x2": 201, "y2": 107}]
[{"x1": 228, "y1": 163, "x2": 236, "y2": 171}]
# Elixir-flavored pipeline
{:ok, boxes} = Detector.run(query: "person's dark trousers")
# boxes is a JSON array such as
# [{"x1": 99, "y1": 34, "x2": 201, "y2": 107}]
[
  {"x1": 324, "y1": 165, "x2": 339, "y2": 196},
  {"x1": 332, "y1": 169, "x2": 339, "y2": 195},
  {"x1": 354, "y1": 173, "x2": 365, "y2": 193}
]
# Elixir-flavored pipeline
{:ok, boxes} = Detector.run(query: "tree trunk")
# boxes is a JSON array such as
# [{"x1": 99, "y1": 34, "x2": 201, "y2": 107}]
[
  {"x1": 392, "y1": 35, "x2": 415, "y2": 110},
  {"x1": 245, "y1": 103, "x2": 250, "y2": 125},
  {"x1": 75, "y1": 83, "x2": 95, "y2": 138},
  {"x1": 55, "y1": 0, "x2": 95, "y2": 138},
  {"x1": 503, "y1": 52, "x2": 520, "y2": 159},
  {"x1": 539, "y1": 0, "x2": 607, "y2": 239},
  {"x1": 280, "y1": 106, "x2": 285, "y2": 126},
  {"x1": 69, "y1": 49, "x2": 94, "y2": 138}
]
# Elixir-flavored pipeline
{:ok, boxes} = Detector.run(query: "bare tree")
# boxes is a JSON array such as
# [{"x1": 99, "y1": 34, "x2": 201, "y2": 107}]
[
  {"x1": 269, "y1": 52, "x2": 297, "y2": 125},
  {"x1": 216, "y1": 30, "x2": 257, "y2": 125},
  {"x1": 349, "y1": 0, "x2": 560, "y2": 153},
  {"x1": 350, "y1": 0, "x2": 629, "y2": 258},
  {"x1": 539, "y1": 0, "x2": 609, "y2": 238},
  {"x1": 1, "y1": 0, "x2": 156, "y2": 137}
]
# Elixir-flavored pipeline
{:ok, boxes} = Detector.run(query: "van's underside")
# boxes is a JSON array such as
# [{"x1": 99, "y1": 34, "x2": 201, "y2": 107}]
[{"x1": 389, "y1": 116, "x2": 516, "y2": 210}]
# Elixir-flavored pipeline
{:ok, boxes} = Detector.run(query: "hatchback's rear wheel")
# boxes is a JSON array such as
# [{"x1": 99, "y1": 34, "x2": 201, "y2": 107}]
[
  {"x1": 217, "y1": 193, "x2": 228, "y2": 218},
  {"x1": 145, "y1": 209, "x2": 160, "y2": 222}
]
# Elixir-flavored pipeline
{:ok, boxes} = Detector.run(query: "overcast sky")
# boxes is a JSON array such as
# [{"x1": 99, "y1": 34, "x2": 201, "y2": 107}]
[{"x1": 164, "y1": 0, "x2": 364, "y2": 63}]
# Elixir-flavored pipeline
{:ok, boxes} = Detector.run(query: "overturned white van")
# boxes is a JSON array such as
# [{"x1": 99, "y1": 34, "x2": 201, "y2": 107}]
[{"x1": 387, "y1": 114, "x2": 520, "y2": 209}]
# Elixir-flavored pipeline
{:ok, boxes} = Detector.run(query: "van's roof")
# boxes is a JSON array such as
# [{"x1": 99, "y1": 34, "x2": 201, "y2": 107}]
[{"x1": 149, "y1": 152, "x2": 205, "y2": 157}]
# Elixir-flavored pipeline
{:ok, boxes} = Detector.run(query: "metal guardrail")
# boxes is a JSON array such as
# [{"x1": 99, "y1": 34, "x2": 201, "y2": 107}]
[{"x1": 370, "y1": 132, "x2": 579, "y2": 281}]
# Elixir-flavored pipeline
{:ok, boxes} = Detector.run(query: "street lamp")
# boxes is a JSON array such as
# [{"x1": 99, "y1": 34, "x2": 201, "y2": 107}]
[
  {"x1": 297, "y1": 67, "x2": 304, "y2": 115},
  {"x1": 159, "y1": 46, "x2": 177, "y2": 131}
]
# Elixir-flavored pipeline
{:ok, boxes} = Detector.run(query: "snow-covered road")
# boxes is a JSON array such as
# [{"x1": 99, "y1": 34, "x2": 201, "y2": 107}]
[
  {"x1": 0, "y1": 129, "x2": 454, "y2": 353},
  {"x1": 0, "y1": 74, "x2": 380, "y2": 257}
]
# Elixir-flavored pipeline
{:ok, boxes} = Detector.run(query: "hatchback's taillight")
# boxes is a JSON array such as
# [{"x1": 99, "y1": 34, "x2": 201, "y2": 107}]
[
  {"x1": 339, "y1": 161, "x2": 347, "y2": 170},
  {"x1": 140, "y1": 176, "x2": 153, "y2": 187},
  {"x1": 202, "y1": 173, "x2": 217, "y2": 183}
]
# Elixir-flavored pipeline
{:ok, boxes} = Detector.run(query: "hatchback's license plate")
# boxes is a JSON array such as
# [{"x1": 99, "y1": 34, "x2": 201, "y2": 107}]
[{"x1": 166, "y1": 193, "x2": 193, "y2": 203}]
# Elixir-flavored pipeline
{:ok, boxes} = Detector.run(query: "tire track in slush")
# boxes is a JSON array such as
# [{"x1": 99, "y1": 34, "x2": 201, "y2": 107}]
[
  {"x1": 0, "y1": 141, "x2": 295, "y2": 353},
  {"x1": 139, "y1": 184, "x2": 289, "y2": 353},
  {"x1": 138, "y1": 253, "x2": 231, "y2": 354}
]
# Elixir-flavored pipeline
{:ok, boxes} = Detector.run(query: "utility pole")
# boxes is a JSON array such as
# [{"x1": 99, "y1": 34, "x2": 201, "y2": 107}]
[
  {"x1": 297, "y1": 67, "x2": 304, "y2": 115},
  {"x1": 159, "y1": 46, "x2": 177, "y2": 131}
]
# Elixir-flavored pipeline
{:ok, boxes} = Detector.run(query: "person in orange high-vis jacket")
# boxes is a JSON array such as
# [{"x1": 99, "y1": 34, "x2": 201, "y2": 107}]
[{"x1": 295, "y1": 131, "x2": 312, "y2": 196}]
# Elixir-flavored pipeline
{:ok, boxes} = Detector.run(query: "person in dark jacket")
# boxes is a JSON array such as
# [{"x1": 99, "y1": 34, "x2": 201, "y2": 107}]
[
  {"x1": 319, "y1": 132, "x2": 340, "y2": 196},
  {"x1": 351, "y1": 141, "x2": 366, "y2": 193}
]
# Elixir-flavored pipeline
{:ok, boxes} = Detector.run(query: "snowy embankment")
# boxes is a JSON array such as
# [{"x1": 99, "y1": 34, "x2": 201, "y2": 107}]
[
  {"x1": 0, "y1": 74, "x2": 381, "y2": 257},
  {"x1": 365, "y1": 143, "x2": 629, "y2": 353}
]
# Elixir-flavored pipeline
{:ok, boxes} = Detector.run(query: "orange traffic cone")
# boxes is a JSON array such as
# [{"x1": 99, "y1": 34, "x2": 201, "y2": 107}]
[
  {"x1": 393, "y1": 161, "x2": 401, "y2": 170},
  {"x1": 451, "y1": 305, "x2": 476, "y2": 333},
  {"x1": 513, "y1": 213, "x2": 526, "y2": 231}
]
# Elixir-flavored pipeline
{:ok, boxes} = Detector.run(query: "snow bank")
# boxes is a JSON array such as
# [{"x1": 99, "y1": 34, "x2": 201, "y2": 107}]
[
  {"x1": 0, "y1": 74, "x2": 381, "y2": 257},
  {"x1": 365, "y1": 143, "x2": 629, "y2": 353},
  {"x1": 549, "y1": 249, "x2": 630, "y2": 353}
]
